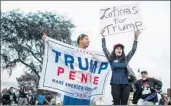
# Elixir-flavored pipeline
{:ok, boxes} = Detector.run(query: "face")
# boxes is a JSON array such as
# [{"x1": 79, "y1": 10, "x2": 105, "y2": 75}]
[
  {"x1": 115, "y1": 46, "x2": 123, "y2": 56},
  {"x1": 141, "y1": 73, "x2": 148, "y2": 80},
  {"x1": 80, "y1": 35, "x2": 89, "y2": 48}
]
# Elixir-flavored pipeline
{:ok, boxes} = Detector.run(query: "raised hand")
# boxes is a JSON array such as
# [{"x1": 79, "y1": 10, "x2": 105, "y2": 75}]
[
  {"x1": 100, "y1": 30, "x2": 105, "y2": 37},
  {"x1": 134, "y1": 29, "x2": 141, "y2": 41}
]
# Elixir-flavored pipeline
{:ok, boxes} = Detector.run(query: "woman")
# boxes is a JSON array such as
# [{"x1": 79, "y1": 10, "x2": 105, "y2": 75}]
[
  {"x1": 101, "y1": 30, "x2": 141, "y2": 105},
  {"x1": 42, "y1": 33, "x2": 90, "y2": 105}
]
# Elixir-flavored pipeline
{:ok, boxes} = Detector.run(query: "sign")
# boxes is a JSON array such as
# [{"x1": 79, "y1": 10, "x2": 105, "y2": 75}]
[
  {"x1": 100, "y1": 4, "x2": 144, "y2": 36},
  {"x1": 39, "y1": 37, "x2": 111, "y2": 100}
]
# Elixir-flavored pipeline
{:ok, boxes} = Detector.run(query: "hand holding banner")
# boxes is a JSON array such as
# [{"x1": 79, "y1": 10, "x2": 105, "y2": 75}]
[
  {"x1": 100, "y1": 4, "x2": 144, "y2": 36},
  {"x1": 39, "y1": 37, "x2": 111, "y2": 100}
]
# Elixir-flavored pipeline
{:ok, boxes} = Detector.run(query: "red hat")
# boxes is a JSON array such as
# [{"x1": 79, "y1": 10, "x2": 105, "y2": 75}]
[{"x1": 113, "y1": 43, "x2": 124, "y2": 50}]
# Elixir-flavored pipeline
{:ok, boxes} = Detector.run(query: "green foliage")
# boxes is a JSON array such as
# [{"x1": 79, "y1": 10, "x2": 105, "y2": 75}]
[{"x1": 1, "y1": 10, "x2": 75, "y2": 78}]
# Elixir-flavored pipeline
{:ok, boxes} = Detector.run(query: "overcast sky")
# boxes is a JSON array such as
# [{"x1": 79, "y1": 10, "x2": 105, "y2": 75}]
[{"x1": 1, "y1": 1, "x2": 170, "y2": 104}]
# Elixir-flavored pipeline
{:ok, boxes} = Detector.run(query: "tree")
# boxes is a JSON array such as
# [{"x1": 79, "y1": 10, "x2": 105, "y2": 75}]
[
  {"x1": 1, "y1": 10, "x2": 75, "y2": 79},
  {"x1": 16, "y1": 72, "x2": 38, "y2": 94},
  {"x1": 16, "y1": 72, "x2": 59, "y2": 96}
]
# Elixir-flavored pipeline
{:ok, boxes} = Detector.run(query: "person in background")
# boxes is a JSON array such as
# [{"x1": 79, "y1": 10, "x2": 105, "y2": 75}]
[
  {"x1": 37, "y1": 91, "x2": 46, "y2": 105},
  {"x1": 12, "y1": 91, "x2": 17, "y2": 104},
  {"x1": 18, "y1": 86, "x2": 28, "y2": 105},
  {"x1": 132, "y1": 70, "x2": 162, "y2": 105},
  {"x1": 8, "y1": 87, "x2": 14, "y2": 105},
  {"x1": 1, "y1": 89, "x2": 10, "y2": 105},
  {"x1": 159, "y1": 93, "x2": 171, "y2": 105},
  {"x1": 43, "y1": 100, "x2": 49, "y2": 105},
  {"x1": 50, "y1": 98, "x2": 56, "y2": 105},
  {"x1": 29, "y1": 95, "x2": 36, "y2": 105},
  {"x1": 101, "y1": 29, "x2": 140, "y2": 105},
  {"x1": 42, "y1": 33, "x2": 91, "y2": 105}
]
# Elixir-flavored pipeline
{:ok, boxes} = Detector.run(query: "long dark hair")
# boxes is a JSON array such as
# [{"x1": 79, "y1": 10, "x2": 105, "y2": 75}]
[{"x1": 110, "y1": 48, "x2": 127, "y2": 63}]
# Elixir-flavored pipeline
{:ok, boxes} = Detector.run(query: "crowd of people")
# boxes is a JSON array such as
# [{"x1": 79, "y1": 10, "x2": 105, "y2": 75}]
[
  {"x1": 1, "y1": 84, "x2": 170, "y2": 105},
  {"x1": 1, "y1": 29, "x2": 170, "y2": 105},
  {"x1": 0, "y1": 87, "x2": 62, "y2": 105},
  {"x1": 41, "y1": 29, "x2": 171, "y2": 105},
  {"x1": 100, "y1": 29, "x2": 170, "y2": 105}
]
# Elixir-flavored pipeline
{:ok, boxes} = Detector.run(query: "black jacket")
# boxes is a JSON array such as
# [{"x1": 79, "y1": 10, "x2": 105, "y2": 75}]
[
  {"x1": 102, "y1": 37, "x2": 138, "y2": 84},
  {"x1": 132, "y1": 78, "x2": 162, "y2": 104}
]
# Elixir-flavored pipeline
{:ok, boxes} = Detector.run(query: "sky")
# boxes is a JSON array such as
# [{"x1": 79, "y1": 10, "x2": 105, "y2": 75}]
[{"x1": 1, "y1": 1, "x2": 170, "y2": 104}]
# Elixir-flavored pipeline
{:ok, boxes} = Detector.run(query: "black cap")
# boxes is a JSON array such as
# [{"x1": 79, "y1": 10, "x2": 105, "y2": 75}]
[{"x1": 141, "y1": 70, "x2": 148, "y2": 74}]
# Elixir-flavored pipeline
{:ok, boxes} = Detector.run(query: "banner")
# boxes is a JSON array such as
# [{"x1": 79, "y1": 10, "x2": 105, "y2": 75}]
[
  {"x1": 100, "y1": 4, "x2": 144, "y2": 36},
  {"x1": 39, "y1": 37, "x2": 111, "y2": 100}
]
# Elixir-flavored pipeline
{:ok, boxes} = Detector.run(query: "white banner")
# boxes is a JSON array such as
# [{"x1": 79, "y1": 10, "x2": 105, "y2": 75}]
[
  {"x1": 39, "y1": 37, "x2": 111, "y2": 100},
  {"x1": 100, "y1": 4, "x2": 144, "y2": 36}
]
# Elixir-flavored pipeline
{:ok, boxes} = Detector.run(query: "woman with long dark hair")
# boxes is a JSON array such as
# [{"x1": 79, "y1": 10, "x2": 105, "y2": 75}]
[{"x1": 101, "y1": 30, "x2": 141, "y2": 105}]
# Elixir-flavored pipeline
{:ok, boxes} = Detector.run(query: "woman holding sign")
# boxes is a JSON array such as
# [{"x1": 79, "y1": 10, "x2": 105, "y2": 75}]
[
  {"x1": 42, "y1": 33, "x2": 91, "y2": 105},
  {"x1": 101, "y1": 30, "x2": 141, "y2": 105}
]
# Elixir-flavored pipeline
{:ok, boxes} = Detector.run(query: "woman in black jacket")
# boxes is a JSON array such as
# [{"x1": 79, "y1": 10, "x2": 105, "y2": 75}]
[{"x1": 101, "y1": 30, "x2": 141, "y2": 105}]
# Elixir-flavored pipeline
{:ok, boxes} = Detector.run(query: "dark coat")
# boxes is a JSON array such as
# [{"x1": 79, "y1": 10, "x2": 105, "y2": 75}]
[
  {"x1": 102, "y1": 37, "x2": 138, "y2": 84},
  {"x1": 132, "y1": 78, "x2": 162, "y2": 104}
]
